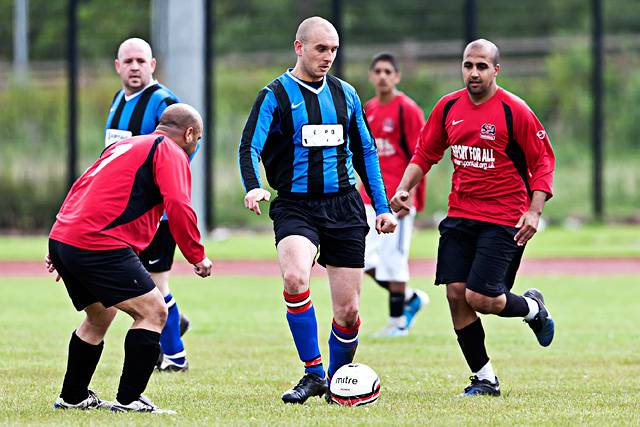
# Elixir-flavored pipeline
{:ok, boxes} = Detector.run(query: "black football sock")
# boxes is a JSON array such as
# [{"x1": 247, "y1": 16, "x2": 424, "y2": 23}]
[
  {"x1": 60, "y1": 331, "x2": 104, "y2": 404},
  {"x1": 116, "y1": 329, "x2": 161, "y2": 405},
  {"x1": 389, "y1": 291, "x2": 405, "y2": 318},
  {"x1": 375, "y1": 279, "x2": 390, "y2": 290},
  {"x1": 365, "y1": 269, "x2": 390, "y2": 290},
  {"x1": 454, "y1": 318, "x2": 490, "y2": 373},
  {"x1": 497, "y1": 292, "x2": 530, "y2": 318}
]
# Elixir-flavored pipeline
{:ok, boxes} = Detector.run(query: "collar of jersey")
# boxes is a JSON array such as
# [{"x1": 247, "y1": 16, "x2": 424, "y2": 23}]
[
  {"x1": 124, "y1": 79, "x2": 159, "y2": 101},
  {"x1": 286, "y1": 69, "x2": 326, "y2": 95}
]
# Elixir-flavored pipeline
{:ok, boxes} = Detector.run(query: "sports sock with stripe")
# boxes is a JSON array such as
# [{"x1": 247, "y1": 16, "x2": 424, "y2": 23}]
[
  {"x1": 160, "y1": 292, "x2": 186, "y2": 366},
  {"x1": 328, "y1": 317, "x2": 360, "y2": 380},
  {"x1": 60, "y1": 331, "x2": 103, "y2": 404},
  {"x1": 454, "y1": 317, "x2": 490, "y2": 373},
  {"x1": 116, "y1": 328, "x2": 161, "y2": 405},
  {"x1": 284, "y1": 289, "x2": 325, "y2": 379}
]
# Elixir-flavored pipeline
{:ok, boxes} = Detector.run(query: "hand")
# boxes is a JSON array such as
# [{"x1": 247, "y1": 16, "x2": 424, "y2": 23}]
[
  {"x1": 375, "y1": 213, "x2": 397, "y2": 234},
  {"x1": 396, "y1": 196, "x2": 413, "y2": 219},
  {"x1": 44, "y1": 254, "x2": 61, "y2": 282},
  {"x1": 514, "y1": 211, "x2": 541, "y2": 246},
  {"x1": 389, "y1": 190, "x2": 411, "y2": 214},
  {"x1": 244, "y1": 188, "x2": 271, "y2": 216},
  {"x1": 193, "y1": 257, "x2": 212, "y2": 277}
]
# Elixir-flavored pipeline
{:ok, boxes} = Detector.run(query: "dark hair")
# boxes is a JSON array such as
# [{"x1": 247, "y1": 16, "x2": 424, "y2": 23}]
[{"x1": 370, "y1": 52, "x2": 399, "y2": 72}]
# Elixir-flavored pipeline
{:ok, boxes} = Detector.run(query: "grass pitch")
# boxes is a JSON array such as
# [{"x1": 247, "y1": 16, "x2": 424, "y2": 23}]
[
  {"x1": 2, "y1": 224, "x2": 640, "y2": 261},
  {"x1": 1, "y1": 273, "x2": 638, "y2": 426}
]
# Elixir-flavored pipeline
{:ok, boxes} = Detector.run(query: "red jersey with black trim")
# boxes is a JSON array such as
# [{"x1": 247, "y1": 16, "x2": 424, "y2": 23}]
[
  {"x1": 360, "y1": 92, "x2": 427, "y2": 210},
  {"x1": 50, "y1": 132, "x2": 205, "y2": 264},
  {"x1": 411, "y1": 87, "x2": 555, "y2": 226}
]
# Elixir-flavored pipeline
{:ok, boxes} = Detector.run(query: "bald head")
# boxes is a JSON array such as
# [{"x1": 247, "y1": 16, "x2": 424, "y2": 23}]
[
  {"x1": 463, "y1": 39, "x2": 500, "y2": 66},
  {"x1": 159, "y1": 103, "x2": 203, "y2": 133},
  {"x1": 157, "y1": 104, "x2": 203, "y2": 155},
  {"x1": 296, "y1": 16, "x2": 338, "y2": 43},
  {"x1": 117, "y1": 38, "x2": 153, "y2": 61}
]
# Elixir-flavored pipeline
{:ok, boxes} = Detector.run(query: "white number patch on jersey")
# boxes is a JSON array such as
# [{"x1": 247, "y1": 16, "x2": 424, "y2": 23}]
[
  {"x1": 105, "y1": 129, "x2": 133, "y2": 147},
  {"x1": 301, "y1": 124, "x2": 344, "y2": 147}
]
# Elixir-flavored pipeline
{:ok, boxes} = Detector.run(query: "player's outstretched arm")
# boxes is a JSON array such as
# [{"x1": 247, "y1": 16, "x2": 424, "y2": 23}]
[
  {"x1": 193, "y1": 256, "x2": 213, "y2": 277},
  {"x1": 390, "y1": 163, "x2": 425, "y2": 213},
  {"x1": 375, "y1": 213, "x2": 397, "y2": 234},
  {"x1": 244, "y1": 188, "x2": 271, "y2": 216}
]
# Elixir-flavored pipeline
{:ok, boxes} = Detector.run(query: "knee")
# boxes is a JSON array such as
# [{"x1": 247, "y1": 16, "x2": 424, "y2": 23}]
[
  {"x1": 334, "y1": 303, "x2": 359, "y2": 326},
  {"x1": 155, "y1": 302, "x2": 168, "y2": 328},
  {"x1": 86, "y1": 307, "x2": 117, "y2": 332},
  {"x1": 144, "y1": 295, "x2": 168, "y2": 329},
  {"x1": 446, "y1": 286, "x2": 467, "y2": 310},
  {"x1": 282, "y1": 270, "x2": 308, "y2": 293},
  {"x1": 465, "y1": 291, "x2": 499, "y2": 314}
]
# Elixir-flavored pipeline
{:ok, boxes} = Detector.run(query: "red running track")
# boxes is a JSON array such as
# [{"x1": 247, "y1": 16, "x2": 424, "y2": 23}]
[{"x1": 1, "y1": 258, "x2": 638, "y2": 278}]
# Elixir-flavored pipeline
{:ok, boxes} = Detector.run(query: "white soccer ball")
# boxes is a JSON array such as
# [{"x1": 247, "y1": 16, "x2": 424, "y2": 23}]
[{"x1": 329, "y1": 363, "x2": 380, "y2": 406}]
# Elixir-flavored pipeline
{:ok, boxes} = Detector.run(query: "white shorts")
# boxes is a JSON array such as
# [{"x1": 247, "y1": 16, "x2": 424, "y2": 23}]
[{"x1": 364, "y1": 204, "x2": 415, "y2": 282}]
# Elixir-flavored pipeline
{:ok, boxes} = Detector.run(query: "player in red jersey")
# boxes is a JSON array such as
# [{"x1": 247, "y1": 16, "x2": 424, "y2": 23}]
[
  {"x1": 46, "y1": 104, "x2": 212, "y2": 413},
  {"x1": 361, "y1": 53, "x2": 429, "y2": 337},
  {"x1": 390, "y1": 40, "x2": 556, "y2": 396}
]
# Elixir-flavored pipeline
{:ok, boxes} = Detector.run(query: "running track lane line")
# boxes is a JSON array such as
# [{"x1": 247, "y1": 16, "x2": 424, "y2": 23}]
[{"x1": 1, "y1": 258, "x2": 639, "y2": 277}]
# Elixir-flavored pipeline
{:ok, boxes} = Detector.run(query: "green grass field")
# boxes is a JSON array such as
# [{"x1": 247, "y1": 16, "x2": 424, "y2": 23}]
[
  {"x1": 2, "y1": 224, "x2": 640, "y2": 262},
  {"x1": 1, "y1": 273, "x2": 638, "y2": 425}
]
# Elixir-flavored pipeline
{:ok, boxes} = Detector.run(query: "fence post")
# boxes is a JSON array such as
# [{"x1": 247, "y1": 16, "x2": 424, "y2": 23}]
[
  {"x1": 592, "y1": 0, "x2": 604, "y2": 221},
  {"x1": 67, "y1": 0, "x2": 78, "y2": 190}
]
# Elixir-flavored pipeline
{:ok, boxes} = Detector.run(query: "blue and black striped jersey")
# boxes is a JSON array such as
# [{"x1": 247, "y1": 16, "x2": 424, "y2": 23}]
[
  {"x1": 238, "y1": 70, "x2": 390, "y2": 215},
  {"x1": 105, "y1": 82, "x2": 179, "y2": 146}
]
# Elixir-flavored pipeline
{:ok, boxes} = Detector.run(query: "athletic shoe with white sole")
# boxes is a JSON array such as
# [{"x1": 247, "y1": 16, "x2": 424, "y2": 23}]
[
  {"x1": 523, "y1": 288, "x2": 555, "y2": 347},
  {"x1": 156, "y1": 355, "x2": 189, "y2": 372},
  {"x1": 281, "y1": 373, "x2": 328, "y2": 404},
  {"x1": 404, "y1": 289, "x2": 429, "y2": 329},
  {"x1": 460, "y1": 376, "x2": 501, "y2": 397},
  {"x1": 110, "y1": 395, "x2": 176, "y2": 414},
  {"x1": 53, "y1": 390, "x2": 111, "y2": 410},
  {"x1": 373, "y1": 323, "x2": 409, "y2": 338}
]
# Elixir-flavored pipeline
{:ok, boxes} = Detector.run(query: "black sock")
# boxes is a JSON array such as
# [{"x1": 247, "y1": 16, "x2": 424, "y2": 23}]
[
  {"x1": 497, "y1": 292, "x2": 530, "y2": 318},
  {"x1": 116, "y1": 329, "x2": 161, "y2": 405},
  {"x1": 454, "y1": 318, "x2": 489, "y2": 373},
  {"x1": 376, "y1": 279, "x2": 390, "y2": 290},
  {"x1": 389, "y1": 291, "x2": 405, "y2": 318},
  {"x1": 60, "y1": 331, "x2": 104, "y2": 404},
  {"x1": 365, "y1": 269, "x2": 390, "y2": 290}
]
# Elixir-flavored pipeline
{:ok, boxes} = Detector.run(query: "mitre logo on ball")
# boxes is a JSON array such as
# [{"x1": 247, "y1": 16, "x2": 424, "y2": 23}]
[{"x1": 329, "y1": 363, "x2": 380, "y2": 406}]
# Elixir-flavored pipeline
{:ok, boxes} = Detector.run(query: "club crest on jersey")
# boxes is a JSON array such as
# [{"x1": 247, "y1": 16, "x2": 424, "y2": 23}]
[
  {"x1": 382, "y1": 118, "x2": 395, "y2": 133},
  {"x1": 480, "y1": 123, "x2": 496, "y2": 140}
]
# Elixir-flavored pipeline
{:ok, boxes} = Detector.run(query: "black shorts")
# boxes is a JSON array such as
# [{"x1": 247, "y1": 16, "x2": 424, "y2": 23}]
[
  {"x1": 269, "y1": 189, "x2": 369, "y2": 268},
  {"x1": 138, "y1": 221, "x2": 176, "y2": 273},
  {"x1": 435, "y1": 217, "x2": 525, "y2": 297},
  {"x1": 49, "y1": 239, "x2": 156, "y2": 311}
]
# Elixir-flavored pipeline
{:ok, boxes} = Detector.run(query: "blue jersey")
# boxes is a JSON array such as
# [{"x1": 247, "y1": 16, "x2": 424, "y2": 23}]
[
  {"x1": 239, "y1": 70, "x2": 390, "y2": 215},
  {"x1": 105, "y1": 82, "x2": 179, "y2": 147},
  {"x1": 105, "y1": 82, "x2": 183, "y2": 222}
]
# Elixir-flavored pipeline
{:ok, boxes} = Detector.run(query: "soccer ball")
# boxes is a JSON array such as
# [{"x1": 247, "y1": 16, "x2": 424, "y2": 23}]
[{"x1": 329, "y1": 363, "x2": 380, "y2": 406}]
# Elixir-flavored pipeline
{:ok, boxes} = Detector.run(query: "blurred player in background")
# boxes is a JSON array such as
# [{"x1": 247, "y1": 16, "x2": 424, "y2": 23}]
[
  {"x1": 47, "y1": 104, "x2": 211, "y2": 413},
  {"x1": 391, "y1": 39, "x2": 556, "y2": 397},
  {"x1": 239, "y1": 17, "x2": 396, "y2": 404},
  {"x1": 105, "y1": 38, "x2": 191, "y2": 372},
  {"x1": 362, "y1": 52, "x2": 429, "y2": 337}
]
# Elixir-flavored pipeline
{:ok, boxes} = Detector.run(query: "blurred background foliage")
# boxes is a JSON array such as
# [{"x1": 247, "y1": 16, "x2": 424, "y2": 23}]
[{"x1": 0, "y1": 0, "x2": 639, "y2": 230}]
